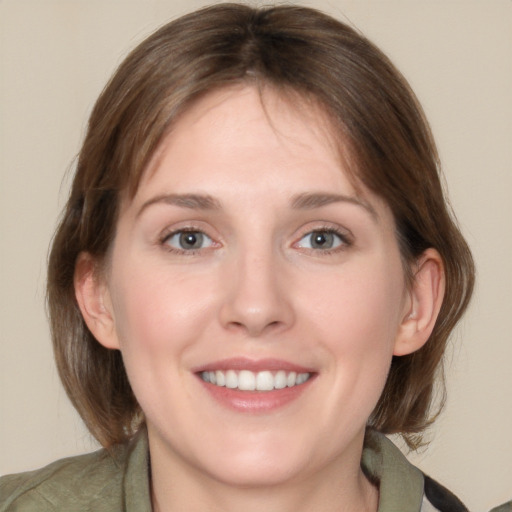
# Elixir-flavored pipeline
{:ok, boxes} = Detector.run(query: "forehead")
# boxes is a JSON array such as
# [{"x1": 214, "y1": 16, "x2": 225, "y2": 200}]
[{"x1": 135, "y1": 85, "x2": 363, "y2": 201}]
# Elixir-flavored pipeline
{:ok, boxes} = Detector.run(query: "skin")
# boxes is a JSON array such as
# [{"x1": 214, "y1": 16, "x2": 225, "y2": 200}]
[{"x1": 76, "y1": 86, "x2": 444, "y2": 512}]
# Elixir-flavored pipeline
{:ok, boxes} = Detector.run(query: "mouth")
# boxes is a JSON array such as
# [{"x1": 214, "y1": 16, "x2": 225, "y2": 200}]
[
  {"x1": 193, "y1": 358, "x2": 316, "y2": 412},
  {"x1": 199, "y1": 369, "x2": 311, "y2": 391}
]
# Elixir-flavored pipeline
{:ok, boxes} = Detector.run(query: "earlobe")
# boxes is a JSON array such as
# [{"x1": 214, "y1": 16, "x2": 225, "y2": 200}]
[
  {"x1": 394, "y1": 248, "x2": 445, "y2": 356},
  {"x1": 74, "y1": 252, "x2": 120, "y2": 350}
]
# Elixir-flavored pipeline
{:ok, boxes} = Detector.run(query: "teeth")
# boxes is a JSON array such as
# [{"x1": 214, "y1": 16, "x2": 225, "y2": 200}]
[
  {"x1": 225, "y1": 370, "x2": 238, "y2": 389},
  {"x1": 238, "y1": 370, "x2": 256, "y2": 390},
  {"x1": 296, "y1": 373, "x2": 308, "y2": 385},
  {"x1": 275, "y1": 370, "x2": 287, "y2": 389},
  {"x1": 256, "y1": 371, "x2": 274, "y2": 391},
  {"x1": 215, "y1": 370, "x2": 226, "y2": 386},
  {"x1": 200, "y1": 369, "x2": 311, "y2": 391}
]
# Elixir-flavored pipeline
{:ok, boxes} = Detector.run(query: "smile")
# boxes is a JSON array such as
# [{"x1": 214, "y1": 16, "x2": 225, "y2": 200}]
[{"x1": 200, "y1": 370, "x2": 311, "y2": 391}]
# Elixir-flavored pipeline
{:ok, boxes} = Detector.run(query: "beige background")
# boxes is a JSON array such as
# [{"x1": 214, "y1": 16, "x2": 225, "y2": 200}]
[{"x1": 0, "y1": 1, "x2": 510, "y2": 510}]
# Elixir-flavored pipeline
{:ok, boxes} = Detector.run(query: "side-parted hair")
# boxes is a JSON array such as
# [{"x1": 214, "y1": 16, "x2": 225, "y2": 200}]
[{"x1": 47, "y1": 3, "x2": 474, "y2": 449}]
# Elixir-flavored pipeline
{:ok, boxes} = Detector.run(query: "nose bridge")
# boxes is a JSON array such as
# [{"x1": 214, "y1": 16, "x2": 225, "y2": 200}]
[{"x1": 219, "y1": 238, "x2": 293, "y2": 336}]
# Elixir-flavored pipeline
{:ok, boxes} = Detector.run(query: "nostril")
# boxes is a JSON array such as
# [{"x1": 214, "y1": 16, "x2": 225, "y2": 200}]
[
  {"x1": 218, "y1": 277, "x2": 295, "y2": 336},
  {"x1": 224, "y1": 317, "x2": 286, "y2": 337}
]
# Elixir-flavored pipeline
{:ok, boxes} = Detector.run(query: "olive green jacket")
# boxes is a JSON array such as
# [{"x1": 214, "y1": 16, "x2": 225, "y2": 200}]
[
  {"x1": 490, "y1": 502, "x2": 512, "y2": 512},
  {"x1": 0, "y1": 430, "x2": 467, "y2": 511}
]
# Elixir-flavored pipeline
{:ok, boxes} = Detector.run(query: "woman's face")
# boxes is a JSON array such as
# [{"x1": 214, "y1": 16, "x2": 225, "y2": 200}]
[{"x1": 94, "y1": 86, "x2": 413, "y2": 486}]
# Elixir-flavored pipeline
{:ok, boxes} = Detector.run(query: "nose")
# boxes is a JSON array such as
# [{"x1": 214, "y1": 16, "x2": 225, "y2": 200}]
[{"x1": 219, "y1": 248, "x2": 295, "y2": 337}]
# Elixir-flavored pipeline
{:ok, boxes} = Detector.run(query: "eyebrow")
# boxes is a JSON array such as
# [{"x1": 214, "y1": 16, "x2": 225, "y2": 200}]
[
  {"x1": 291, "y1": 192, "x2": 377, "y2": 219},
  {"x1": 137, "y1": 193, "x2": 222, "y2": 218},
  {"x1": 137, "y1": 191, "x2": 377, "y2": 220}
]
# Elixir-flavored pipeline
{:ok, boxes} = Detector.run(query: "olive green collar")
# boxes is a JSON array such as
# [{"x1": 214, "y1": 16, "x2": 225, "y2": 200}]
[
  {"x1": 123, "y1": 430, "x2": 152, "y2": 512},
  {"x1": 122, "y1": 428, "x2": 424, "y2": 512},
  {"x1": 362, "y1": 430, "x2": 424, "y2": 512}
]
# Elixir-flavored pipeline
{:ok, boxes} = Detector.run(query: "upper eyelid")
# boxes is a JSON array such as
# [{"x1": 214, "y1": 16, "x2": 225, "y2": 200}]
[
  {"x1": 161, "y1": 226, "x2": 205, "y2": 236},
  {"x1": 159, "y1": 222, "x2": 216, "y2": 240},
  {"x1": 294, "y1": 222, "x2": 354, "y2": 241},
  {"x1": 296, "y1": 229, "x2": 351, "y2": 247},
  {"x1": 161, "y1": 227, "x2": 208, "y2": 240}
]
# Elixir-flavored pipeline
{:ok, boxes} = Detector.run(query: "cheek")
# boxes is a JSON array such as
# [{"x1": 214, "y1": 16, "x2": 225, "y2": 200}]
[
  {"x1": 108, "y1": 258, "x2": 218, "y2": 354},
  {"x1": 306, "y1": 261, "x2": 405, "y2": 348},
  {"x1": 106, "y1": 260, "x2": 221, "y2": 421},
  {"x1": 302, "y1": 258, "x2": 405, "y2": 397}
]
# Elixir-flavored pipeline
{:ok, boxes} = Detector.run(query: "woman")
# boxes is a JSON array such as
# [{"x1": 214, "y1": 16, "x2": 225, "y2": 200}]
[{"x1": 0, "y1": 4, "x2": 475, "y2": 511}]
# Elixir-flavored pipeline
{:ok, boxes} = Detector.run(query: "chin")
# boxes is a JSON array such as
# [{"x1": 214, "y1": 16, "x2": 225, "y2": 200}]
[
  {"x1": 205, "y1": 456, "x2": 303, "y2": 488},
  {"x1": 191, "y1": 432, "x2": 311, "y2": 488}
]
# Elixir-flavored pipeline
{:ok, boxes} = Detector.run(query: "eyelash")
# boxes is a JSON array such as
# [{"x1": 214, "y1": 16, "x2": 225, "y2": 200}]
[
  {"x1": 158, "y1": 225, "x2": 353, "y2": 256},
  {"x1": 293, "y1": 226, "x2": 353, "y2": 255},
  {"x1": 159, "y1": 227, "x2": 217, "y2": 255}
]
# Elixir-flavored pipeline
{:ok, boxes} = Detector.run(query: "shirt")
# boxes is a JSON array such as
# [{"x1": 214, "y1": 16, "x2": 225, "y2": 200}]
[{"x1": 0, "y1": 429, "x2": 467, "y2": 511}]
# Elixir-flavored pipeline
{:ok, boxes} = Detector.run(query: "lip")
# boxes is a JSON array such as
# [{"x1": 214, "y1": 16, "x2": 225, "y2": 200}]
[
  {"x1": 193, "y1": 357, "x2": 317, "y2": 413},
  {"x1": 192, "y1": 357, "x2": 315, "y2": 374}
]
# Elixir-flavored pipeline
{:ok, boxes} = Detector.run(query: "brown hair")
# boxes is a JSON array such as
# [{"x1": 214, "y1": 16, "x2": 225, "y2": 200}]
[{"x1": 47, "y1": 3, "x2": 474, "y2": 449}]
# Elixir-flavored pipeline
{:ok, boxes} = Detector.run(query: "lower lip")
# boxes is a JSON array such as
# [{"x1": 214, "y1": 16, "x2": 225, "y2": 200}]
[{"x1": 197, "y1": 376, "x2": 315, "y2": 413}]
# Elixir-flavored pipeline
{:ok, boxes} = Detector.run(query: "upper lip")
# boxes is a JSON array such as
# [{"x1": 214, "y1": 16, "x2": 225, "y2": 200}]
[{"x1": 191, "y1": 357, "x2": 315, "y2": 374}]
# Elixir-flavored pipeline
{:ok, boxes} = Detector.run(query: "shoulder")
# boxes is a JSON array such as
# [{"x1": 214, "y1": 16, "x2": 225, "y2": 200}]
[
  {"x1": 422, "y1": 474, "x2": 468, "y2": 512},
  {"x1": 362, "y1": 430, "x2": 469, "y2": 512},
  {"x1": 0, "y1": 445, "x2": 129, "y2": 511},
  {"x1": 489, "y1": 501, "x2": 512, "y2": 512}
]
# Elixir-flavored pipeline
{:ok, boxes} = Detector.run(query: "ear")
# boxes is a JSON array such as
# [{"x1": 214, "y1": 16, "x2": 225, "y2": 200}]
[
  {"x1": 393, "y1": 248, "x2": 445, "y2": 356},
  {"x1": 74, "y1": 252, "x2": 120, "y2": 350}
]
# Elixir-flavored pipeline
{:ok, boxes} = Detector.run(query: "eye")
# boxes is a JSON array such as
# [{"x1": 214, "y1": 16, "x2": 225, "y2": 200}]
[
  {"x1": 163, "y1": 230, "x2": 214, "y2": 251},
  {"x1": 296, "y1": 230, "x2": 346, "y2": 251}
]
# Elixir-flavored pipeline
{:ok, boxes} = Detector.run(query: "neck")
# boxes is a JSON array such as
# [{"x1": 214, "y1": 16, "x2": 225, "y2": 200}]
[
  {"x1": 152, "y1": 475, "x2": 377, "y2": 512},
  {"x1": 149, "y1": 433, "x2": 378, "y2": 512}
]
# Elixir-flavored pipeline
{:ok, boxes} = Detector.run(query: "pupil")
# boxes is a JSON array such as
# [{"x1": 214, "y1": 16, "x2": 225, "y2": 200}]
[
  {"x1": 180, "y1": 232, "x2": 202, "y2": 249},
  {"x1": 312, "y1": 232, "x2": 332, "y2": 248}
]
